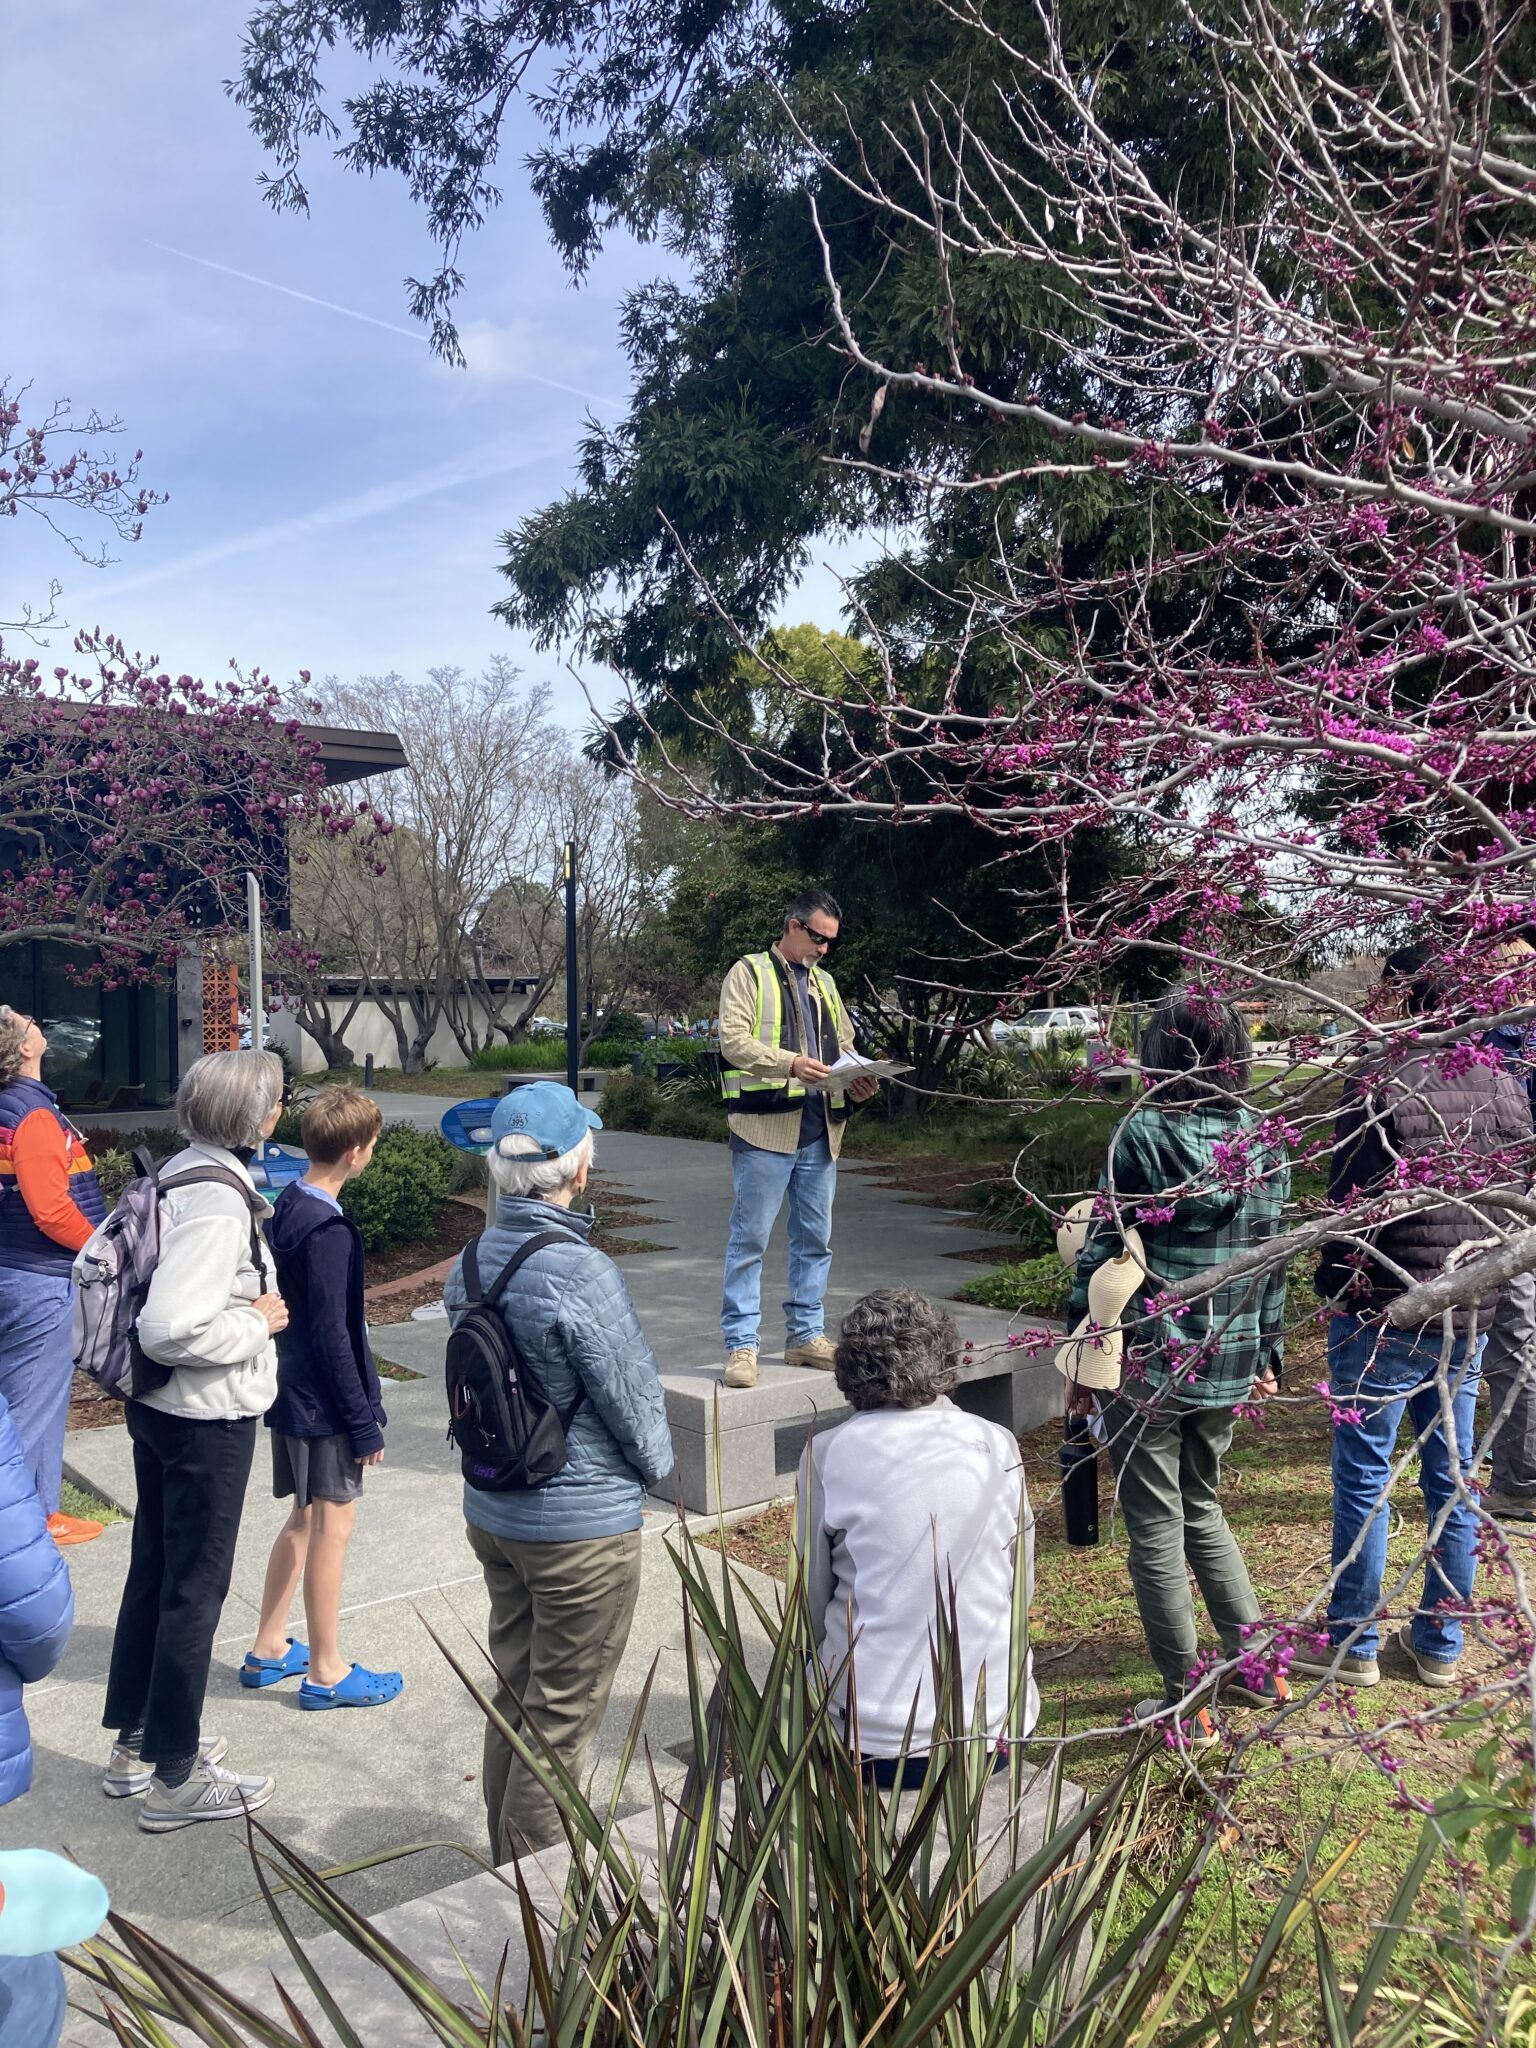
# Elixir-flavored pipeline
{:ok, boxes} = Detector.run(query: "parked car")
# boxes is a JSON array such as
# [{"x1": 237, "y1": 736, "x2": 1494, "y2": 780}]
[{"x1": 999, "y1": 1005, "x2": 1103, "y2": 1049}]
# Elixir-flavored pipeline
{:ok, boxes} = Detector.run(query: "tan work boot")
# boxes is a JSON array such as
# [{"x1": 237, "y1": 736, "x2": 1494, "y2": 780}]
[
  {"x1": 723, "y1": 1346, "x2": 759, "y2": 1389},
  {"x1": 784, "y1": 1334, "x2": 837, "y2": 1371}
]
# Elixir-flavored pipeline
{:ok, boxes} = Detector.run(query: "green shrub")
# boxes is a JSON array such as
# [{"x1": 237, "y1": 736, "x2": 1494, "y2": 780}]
[
  {"x1": 470, "y1": 1037, "x2": 637, "y2": 1072},
  {"x1": 637, "y1": 1034, "x2": 716, "y2": 1074},
  {"x1": 599, "y1": 1070, "x2": 729, "y2": 1142},
  {"x1": 469, "y1": 1040, "x2": 571, "y2": 1072},
  {"x1": 975, "y1": 1098, "x2": 1125, "y2": 1250},
  {"x1": 957, "y1": 1255, "x2": 1073, "y2": 1317},
  {"x1": 83, "y1": 1122, "x2": 181, "y2": 1160},
  {"x1": 652, "y1": 1098, "x2": 730, "y2": 1143},
  {"x1": 598, "y1": 1070, "x2": 656, "y2": 1131},
  {"x1": 600, "y1": 1009, "x2": 646, "y2": 1047},
  {"x1": 340, "y1": 1122, "x2": 459, "y2": 1251},
  {"x1": 584, "y1": 1037, "x2": 639, "y2": 1067},
  {"x1": 93, "y1": 1147, "x2": 134, "y2": 1207}
]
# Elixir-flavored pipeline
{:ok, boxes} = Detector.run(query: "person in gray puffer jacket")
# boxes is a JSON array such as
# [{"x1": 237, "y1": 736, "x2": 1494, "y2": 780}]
[{"x1": 443, "y1": 1082, "x2": 673, "y2": 1862}]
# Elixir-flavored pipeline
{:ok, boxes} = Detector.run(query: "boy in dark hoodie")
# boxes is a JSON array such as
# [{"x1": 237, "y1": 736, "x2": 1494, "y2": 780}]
[{"x1": 241, "y1": 1088, "x2": 403, "y2": 1709}]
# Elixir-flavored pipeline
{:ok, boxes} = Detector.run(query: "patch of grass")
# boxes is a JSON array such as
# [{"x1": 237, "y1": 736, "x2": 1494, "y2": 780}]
[
  {"x1": 956, "y1": 1255, "x2": 1072, "y2": 1315},
  {"x1": 60, "y1": 1476, "x2": 126, "y2": 1525},
  {"x1": 374, "y1": 1360, "x2": 424, "y2": 1381},
  {"x1": 717, "y1": 1390, "x2": 1524, "y2": 2006}
]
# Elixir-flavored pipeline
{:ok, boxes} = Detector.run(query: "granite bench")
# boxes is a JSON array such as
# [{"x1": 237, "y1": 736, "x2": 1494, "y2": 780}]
[{"x1": 656, "y1": 1323, "x2": 1064, "y2": 1517}]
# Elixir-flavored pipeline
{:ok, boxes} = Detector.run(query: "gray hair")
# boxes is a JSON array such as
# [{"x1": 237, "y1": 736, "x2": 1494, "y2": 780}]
[
  {"x1": 175, "y1": 1049, "x2": 284, "y2": 1151},
  {"x1": 834, "y1": 1286, "x2": 960, "y2": 1412},
  {"x1": 489, "y1": 1129, "x2": 594, "y2": 1199},
  {"x1": 0, "y1": 1006, "x2": 30, "y2": 1089}
]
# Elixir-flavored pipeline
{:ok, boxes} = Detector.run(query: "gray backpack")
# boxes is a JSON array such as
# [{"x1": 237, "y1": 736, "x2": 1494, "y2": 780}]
[{"x1": 72, "y1": 1147, "x2": 269, "y2": 1401}]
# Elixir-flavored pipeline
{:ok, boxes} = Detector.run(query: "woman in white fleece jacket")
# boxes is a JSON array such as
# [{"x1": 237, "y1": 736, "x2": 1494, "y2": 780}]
[
  {"x1": 99, "y1": 1051, "x2": 290, "y2": 1834},
  {"x1": 794, "y1": 1286, "x2": 1038, "y2": 1790}
]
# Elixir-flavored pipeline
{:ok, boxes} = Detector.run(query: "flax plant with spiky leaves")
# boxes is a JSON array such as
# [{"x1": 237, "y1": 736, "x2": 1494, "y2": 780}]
[{"x1": 70, "y1": 1525, "x2": 1454, "y2": 2047}]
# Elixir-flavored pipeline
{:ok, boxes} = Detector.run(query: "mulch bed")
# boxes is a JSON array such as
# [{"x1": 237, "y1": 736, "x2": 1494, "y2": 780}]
[
  {"x1": 367, "y1": 1282, "x2": 454, "y2": 1326},
  {"x1": 364, "y1": 1197, "x2": 484, "y2": 1286},
  {"x1": 852, "y1": 1157, "x2": 1013, "y2": 1207},
  {"x1": 67, "y1": 1374, "x2": 127, "y2": 1432}
]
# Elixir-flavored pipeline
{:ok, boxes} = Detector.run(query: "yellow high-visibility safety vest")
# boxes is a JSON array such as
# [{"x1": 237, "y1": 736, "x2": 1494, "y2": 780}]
[{"x1": 721, "y1": 951, "x2": 844, "y2": 1114}]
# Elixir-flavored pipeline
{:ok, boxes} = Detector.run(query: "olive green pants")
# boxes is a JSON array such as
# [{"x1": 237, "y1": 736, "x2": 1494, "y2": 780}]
[
  {"x1": 1099, "y1": 1395, "x2": 1262, "y2": 1702},
  {"x1": 466, "y1": 1522, "x2": 643, "y2": 1861}
]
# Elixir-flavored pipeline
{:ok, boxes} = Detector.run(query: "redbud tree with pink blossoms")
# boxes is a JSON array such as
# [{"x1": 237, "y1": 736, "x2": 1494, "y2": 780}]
[
  {"x1": 595, "y1": 0, "x2": 1536, "y2": 1967},
  {"x1": 0, "y1": 631, "x2": 373, "y2": 985}
]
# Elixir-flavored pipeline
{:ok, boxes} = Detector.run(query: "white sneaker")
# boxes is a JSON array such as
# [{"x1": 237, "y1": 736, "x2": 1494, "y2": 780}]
[
  {"x1": 138, "y1": 1755, "x2": 275, "y2": 1833},
  {"x1": 103, "y1": 1732, "x2": 227, "y2": 1799}
]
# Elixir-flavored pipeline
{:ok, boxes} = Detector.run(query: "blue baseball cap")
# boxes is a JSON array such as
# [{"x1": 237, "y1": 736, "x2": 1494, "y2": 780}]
[{"x1": 488, "y1": 1081, "x2": 603, "y2": 1159}]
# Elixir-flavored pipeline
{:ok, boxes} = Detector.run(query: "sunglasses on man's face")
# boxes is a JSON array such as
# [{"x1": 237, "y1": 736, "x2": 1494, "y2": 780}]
[{"x1": 796, "y1": 920, "x2": 837, "y2": 949}]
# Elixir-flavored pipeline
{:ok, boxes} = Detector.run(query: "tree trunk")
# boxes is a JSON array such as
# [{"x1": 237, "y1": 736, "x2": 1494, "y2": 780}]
[{"x1": 295, "y1": 994, "x2": 360, "y2": 1072}]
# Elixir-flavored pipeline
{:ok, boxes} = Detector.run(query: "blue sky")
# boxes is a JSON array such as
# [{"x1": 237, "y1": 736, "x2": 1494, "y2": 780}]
[{"x1": 1, "y1": 1, "x2": 850, "y2": 729}]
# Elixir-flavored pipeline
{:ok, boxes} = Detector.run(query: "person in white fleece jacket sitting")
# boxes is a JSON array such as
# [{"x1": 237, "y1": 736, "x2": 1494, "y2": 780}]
[{"x1": 793, "y1": 1286, "x2": 1037, "y2": 1790}]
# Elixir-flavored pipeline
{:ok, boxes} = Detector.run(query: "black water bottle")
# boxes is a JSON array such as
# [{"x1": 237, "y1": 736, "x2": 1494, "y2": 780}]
[{"x1": 1060, "y1": 1414, "x2": 1100, "y2": 1547}]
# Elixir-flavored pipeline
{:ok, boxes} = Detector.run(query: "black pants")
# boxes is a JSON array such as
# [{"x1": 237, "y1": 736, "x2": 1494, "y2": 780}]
[{"x1": 102, "y1": 1405, "x2": 257, "y2": 1765}]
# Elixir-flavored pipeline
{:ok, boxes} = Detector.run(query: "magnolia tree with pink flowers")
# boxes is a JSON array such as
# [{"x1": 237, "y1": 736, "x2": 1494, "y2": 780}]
[
  {"x1": 593, "y1": 0, "x2": 1536, "y2": 1966},
  {"x1": 0, "y1": 382, "x2": 167, "y2": 637},
  {"x1": 0, "y1": 630, "x2": 370, "y2": 983}
]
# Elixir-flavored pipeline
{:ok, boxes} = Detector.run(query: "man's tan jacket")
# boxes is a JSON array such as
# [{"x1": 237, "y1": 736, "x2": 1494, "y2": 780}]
[{"x1": 718, "y1": 944, "x2": 856, "y2": 1157}]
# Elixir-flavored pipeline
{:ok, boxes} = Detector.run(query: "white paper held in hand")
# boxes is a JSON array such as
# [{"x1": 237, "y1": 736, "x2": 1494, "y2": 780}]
[{"x1": 801, "y1": 1050, "x2": 914, "y2": 1091}]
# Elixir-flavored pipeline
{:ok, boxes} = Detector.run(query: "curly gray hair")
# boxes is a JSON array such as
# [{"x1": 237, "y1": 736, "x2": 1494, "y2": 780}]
[
  {"x1": 833, "y1": 1286, "x2": 961, "y2": 1412},
  {"x1": 0, "y1": 1007, "x2": 31, "y2": 1089}
]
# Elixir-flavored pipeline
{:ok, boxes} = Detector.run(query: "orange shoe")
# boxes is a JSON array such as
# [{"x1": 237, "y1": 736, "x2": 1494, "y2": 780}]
[{"x1": 48, "y1": 1511, "x2": 105, "y2": 1546}]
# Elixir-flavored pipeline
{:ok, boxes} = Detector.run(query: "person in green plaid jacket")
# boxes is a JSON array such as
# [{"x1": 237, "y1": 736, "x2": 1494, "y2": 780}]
[{"x1": 1065, "y1": 991, "x2": 1289, "y2": 1735}]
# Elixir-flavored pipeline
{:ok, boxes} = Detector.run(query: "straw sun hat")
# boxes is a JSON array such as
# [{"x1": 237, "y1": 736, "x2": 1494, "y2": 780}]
[{"x1": 1053, "y1": 1198, "x2": 1147, "y2": 1391}]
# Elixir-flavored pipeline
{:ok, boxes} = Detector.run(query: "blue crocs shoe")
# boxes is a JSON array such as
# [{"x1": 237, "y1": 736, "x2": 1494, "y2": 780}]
[
  {"x1": 298, "y1": 1663, "x2": 404, "y2": 1710},
  {"x1": 240, "y1": 1638, "x2": 309, "y2": 1689}
]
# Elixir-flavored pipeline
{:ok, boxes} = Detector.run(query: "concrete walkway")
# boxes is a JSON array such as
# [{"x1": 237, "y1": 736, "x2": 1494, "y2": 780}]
[{"x1": 23, "y1": 1115, "x2": 1029, "y2": 2019}]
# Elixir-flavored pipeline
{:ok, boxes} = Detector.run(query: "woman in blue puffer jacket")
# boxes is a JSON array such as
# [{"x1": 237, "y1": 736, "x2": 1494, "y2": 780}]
[
  {"x1": 0, "y1": 1383, "x2": 72, "y2": 1804},
  {"x1": 0, "y1": 1381, "x2": 80, "y2": 2047},
  {"x1": 444, "y1": 1083, "x2": 673, "y2": 1864}
]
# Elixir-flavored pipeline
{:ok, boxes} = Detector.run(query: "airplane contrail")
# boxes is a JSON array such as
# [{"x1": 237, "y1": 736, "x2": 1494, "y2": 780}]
[
  {"x1": 92, "y1": 440, "x2": 566, "y2": 601},
  {"x1": 146, "y1": 240, "x2": 623, "y2": 410}
]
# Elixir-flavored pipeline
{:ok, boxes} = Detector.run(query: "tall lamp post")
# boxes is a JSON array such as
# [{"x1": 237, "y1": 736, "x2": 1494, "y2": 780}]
[
  {"x1": 563, "y1": 839, "x2": 578, "y2": 1094},
  {"x1": 246, "y1": 870, "x2": 266, "y2": 1175}
]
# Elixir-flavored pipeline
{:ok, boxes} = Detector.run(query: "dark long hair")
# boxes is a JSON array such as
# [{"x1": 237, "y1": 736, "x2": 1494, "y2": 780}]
[{"x1": 1139, "y1": 988, "x2": 1252, "y2": 1108}]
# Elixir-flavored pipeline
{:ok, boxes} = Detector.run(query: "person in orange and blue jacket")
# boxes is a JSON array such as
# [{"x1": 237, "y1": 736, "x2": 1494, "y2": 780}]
[{"x1": 0, "y1": 1007, "x2": 107, "y2": 1546}]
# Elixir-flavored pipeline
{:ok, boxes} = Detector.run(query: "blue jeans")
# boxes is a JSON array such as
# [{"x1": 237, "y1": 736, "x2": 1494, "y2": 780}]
[
  {"x1": 0, "y1": 1270, "x2": 75, "y2": 1519},
  {"x1": 1327, "y1": 1314, "x2": 1484, "y2": 1664},
  {"x1": 721, "y1": 1139, "x2": 837, "y2": 1350},
  {"x1": 0, "y1": 1952, "x2": 65, "y2": 2048}
]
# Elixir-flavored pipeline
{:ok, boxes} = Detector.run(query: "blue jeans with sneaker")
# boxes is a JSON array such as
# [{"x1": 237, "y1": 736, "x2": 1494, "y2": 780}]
[
  {"x1": 1326, "y1": 1313, "x2": 1484, "y2": 1667},
  {"x1": 721, "y1": 1139, "x2": 837, "y2": 1351},
  {"x1": 0, "y1": 1270, "x2": 75, "y2": 1520}
]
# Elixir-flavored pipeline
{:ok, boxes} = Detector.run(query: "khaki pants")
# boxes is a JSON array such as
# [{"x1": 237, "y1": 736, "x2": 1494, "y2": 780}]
[
  {"x1": 465, "y1": 1521, "x2": 643, "y2": 1861},
  {"x1": 1099, "y1": 1394, "x2": 1261, "y2": 1702}
]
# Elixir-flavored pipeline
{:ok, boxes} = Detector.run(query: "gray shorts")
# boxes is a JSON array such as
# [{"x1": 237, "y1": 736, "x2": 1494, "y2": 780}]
[{"x1": 272, "y1": 1431, "x2": 364, "y2": 1507}]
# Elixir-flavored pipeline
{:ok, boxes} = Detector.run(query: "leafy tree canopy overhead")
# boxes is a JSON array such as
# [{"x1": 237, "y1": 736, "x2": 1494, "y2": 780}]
[{"x1": 233, "y1": 0, "x2": 1264, "y2": 709}]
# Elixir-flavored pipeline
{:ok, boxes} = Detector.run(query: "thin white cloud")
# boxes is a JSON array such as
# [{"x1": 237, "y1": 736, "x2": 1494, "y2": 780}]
[
  {"x1": 91, "y1": 440, "x2": 565, "y2": 601},
  {"x1": 147, "y1": 241, "x2": 624, "y2": 411}
]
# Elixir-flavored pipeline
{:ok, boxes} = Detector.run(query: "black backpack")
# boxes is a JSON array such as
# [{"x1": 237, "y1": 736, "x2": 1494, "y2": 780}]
[{"x1": 445, "y1": 1230, "x2": 584, "y2": 1491}]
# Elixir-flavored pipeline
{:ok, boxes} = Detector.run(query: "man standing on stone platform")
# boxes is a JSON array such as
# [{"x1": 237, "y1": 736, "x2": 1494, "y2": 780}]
[{"x1": 716, "y1": 891, "x2": 880, "y2": 1390}]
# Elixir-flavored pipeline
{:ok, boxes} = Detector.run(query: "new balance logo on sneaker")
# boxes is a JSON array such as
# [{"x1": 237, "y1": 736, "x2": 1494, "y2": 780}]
[{"x1": 136, "y1": 1756, "x2": 276, "y2": 1833}]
